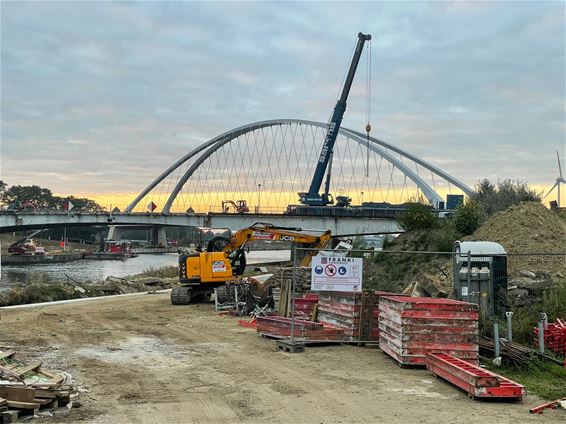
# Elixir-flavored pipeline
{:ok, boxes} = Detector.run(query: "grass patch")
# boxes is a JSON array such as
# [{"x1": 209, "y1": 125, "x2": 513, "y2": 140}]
[
  {"x1": 486, "y1": 359, "x2": 566, "y2": 400},
  {"x1": 508, "y1": 284, "x2": 566, "y2": 345},
  {"x1": 0, "y1": 283, "x2": 82, "y2": 306},
  {"x1": 137, "y1": 265, "x2": 178, "y2": 278}
]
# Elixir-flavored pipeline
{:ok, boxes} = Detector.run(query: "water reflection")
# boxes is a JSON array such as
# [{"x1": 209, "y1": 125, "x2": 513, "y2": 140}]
[{"x1": 0, "y1": 250, "x2": 290, "y2": 287}]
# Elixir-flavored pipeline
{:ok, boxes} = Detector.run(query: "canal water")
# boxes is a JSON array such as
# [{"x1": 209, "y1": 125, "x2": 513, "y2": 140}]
[{"x1": 0, "y1": 250, "x2": 291, "y2": 288}]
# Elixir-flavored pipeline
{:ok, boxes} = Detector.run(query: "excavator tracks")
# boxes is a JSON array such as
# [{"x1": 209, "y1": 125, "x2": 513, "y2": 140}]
[{"x1": 171, "y1": 286, "x2": 192, "y2": 305}]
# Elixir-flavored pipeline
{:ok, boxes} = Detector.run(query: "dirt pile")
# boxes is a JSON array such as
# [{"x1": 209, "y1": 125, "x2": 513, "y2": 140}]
[{"x1": 468, "y1": 202, "x2": 566, "y2": 254}]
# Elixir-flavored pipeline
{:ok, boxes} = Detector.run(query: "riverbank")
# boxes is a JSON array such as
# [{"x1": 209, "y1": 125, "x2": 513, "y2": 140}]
[{"x1": 0, "y1": 250, "x2": 291, "y2": 306}]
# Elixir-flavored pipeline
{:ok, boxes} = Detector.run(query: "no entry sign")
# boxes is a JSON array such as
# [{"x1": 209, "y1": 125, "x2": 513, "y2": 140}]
[{"x1": 311, "y1": 256, "x2": 363, "y2": 292}]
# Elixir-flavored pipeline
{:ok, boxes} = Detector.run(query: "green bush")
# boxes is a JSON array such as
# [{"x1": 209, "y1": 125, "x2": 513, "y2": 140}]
[
  {"x1": 472, "y1": 179, "x2": 542, "y2": 216},
  {"x1": 452, "y1": 200, "x2": 484, "y2": 235},
  {"x1": 397, "y1": 202, "x2": 438, "y2": 231}
]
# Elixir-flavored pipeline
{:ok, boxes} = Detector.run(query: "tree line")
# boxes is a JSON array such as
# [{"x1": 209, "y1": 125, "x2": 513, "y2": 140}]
[{"x1": 0, "y1": 181, "x2": 104, "y2": 212}]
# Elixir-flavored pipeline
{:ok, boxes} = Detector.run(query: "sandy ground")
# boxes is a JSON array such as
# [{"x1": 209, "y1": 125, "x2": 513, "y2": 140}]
[{"x1": 0, "y1": 293, "x2": 563, "y2": 424}]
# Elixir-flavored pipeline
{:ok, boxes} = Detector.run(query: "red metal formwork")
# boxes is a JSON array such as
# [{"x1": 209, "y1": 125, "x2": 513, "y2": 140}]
[
  {"x1": 379, "y1": 296, "x2": 479, "y2": 366},
  {"x1": 256, "y1": 316, "x2": 345, "y2": 341},
  {"x1": 317, "y1": 291, "x2": 364, "y2": 341},
  {"x1": 427, "y1": 353, "x2": 525, "y2": 400}
]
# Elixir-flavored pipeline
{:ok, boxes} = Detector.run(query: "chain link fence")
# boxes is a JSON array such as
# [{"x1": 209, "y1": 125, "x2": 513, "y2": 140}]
[{"x1": 257, "y1": 246, "x2": 566, "y2": 346}]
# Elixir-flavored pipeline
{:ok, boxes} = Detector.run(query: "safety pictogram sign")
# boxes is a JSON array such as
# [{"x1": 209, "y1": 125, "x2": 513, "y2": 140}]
[{"x1": 311, "y1": 256, "x2": 362, "y2": 292}]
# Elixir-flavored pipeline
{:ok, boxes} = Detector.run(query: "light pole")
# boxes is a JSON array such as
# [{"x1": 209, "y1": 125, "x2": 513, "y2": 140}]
[
  {"x1": 257, "y1": 183, "x2": 262, "y2": 213},
  {"x1": 361, "y1": 191, "x2": 364, "y2": 205}
]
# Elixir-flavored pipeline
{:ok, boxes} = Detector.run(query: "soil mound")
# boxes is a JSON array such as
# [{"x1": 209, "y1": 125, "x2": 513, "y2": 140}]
[{"x1": 468, "y1": 202, "x2": 566, "y2": 254}]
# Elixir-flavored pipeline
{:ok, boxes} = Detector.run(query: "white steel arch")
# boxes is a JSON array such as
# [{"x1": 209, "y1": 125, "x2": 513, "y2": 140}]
[{"x1": 126, "y1": 119, "x2": 474, "y2": 213}]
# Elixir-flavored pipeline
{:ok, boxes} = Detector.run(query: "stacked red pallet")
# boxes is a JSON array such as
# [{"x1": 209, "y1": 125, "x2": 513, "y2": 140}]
[
  {"x1": 256, "y1": 316, "x2": 344, "y2": 341},
  {"x1": 317, "y1": 291, "x2": 363, "y2": 341},
  {"x1": 534, "y1": 318, "x2": 566, "y2": 357},
  {"x1": 379, "y1": 296, "x2": 479, "y2": 366}
]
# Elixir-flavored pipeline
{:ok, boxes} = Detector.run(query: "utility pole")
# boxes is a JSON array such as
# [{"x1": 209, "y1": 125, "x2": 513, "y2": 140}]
[{"x1": 257, "y1": 183, "x2": 262, "y2": 213}]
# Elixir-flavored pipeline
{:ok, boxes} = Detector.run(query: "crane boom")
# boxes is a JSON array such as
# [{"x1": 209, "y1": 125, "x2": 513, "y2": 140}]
[{"x1": 299, "y1": 32, "x2": 372, "y2": 206}]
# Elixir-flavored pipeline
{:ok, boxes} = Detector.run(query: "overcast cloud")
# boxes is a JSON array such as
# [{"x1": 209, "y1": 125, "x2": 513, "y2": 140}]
[{"x1": 1, "y1": 1, "x2": 564, "y2": 198}]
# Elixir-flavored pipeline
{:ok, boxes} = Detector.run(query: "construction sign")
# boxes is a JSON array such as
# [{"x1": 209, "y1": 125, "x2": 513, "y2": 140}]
[
  {"x1": 311, "y1": 256, "x2": 363, "y2": 292},
  {"x1": 64, "y1": 199, "x2": 74, "y2": 212}
]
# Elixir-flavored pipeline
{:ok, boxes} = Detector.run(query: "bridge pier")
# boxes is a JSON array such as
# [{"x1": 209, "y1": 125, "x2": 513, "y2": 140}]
[{"x1": 152, "y1": 226, "x2": 168, "y2": 247}]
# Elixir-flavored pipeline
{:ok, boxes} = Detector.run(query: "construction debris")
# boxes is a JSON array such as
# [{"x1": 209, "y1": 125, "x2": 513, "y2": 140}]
[
  {"x1": 403, "y1": 273, "x2": 450, "y2": 298},
  {"x1": 0, "y1": 350, "x2": 73, "y2": 423},
  {"x1": 529, "y1": 397, "x2": 566, "y2": 414},
  {"x1": 265, "y1": 267, "x2": 312, "y2": 294}
]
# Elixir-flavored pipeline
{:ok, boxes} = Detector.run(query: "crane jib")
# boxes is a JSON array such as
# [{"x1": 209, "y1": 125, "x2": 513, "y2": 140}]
[{"x1": 301, "y1": 32, "x2": 371, "y2": 206}]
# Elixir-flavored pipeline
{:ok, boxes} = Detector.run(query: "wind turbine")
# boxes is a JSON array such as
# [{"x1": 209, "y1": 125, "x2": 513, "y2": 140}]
[{"x1": 544, "y1": 151, "x2": 566, "y2": 207}]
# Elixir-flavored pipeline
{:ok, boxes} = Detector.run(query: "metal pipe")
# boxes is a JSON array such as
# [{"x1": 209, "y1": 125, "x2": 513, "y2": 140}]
[
  {"x1": 466, "y1": 250, "x2": 472, "y2": 303},
  {"x1": 506, "y1": 311, "x2": 513, "y2": 343},
  {"x1": 290, "y1": 244, "x2": 297, "y2": 344},
  {"x1": 538, "y1": 313, "x2": 547, "y2": 354},
  {"x1": 493, "y1": 322, "x2": 500, "y2": 358}
]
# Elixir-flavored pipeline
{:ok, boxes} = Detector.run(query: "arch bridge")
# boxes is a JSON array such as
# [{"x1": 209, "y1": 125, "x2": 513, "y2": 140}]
[{"x1": 127, "y1": 119, "x2": 472, "y2": 216}]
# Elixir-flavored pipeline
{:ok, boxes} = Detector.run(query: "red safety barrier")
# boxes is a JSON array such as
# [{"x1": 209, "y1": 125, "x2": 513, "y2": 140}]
[
  {"x1": 534, "y1": 318, "x2": 566, "y2": 357},
  {"x1": 427, "y1": 353, "x2": 525, "y2": 400}
]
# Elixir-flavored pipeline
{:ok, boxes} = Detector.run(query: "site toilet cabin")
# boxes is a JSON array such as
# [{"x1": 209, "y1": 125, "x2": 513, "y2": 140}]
[{"x1": 452, "y1": 241, "x2": 507, "y2": 316}]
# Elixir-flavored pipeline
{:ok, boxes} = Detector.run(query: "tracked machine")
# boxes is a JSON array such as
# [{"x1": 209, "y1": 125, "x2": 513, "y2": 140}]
[{"x1": 171, "y1": 223, "x2": 336, "y2": 304}]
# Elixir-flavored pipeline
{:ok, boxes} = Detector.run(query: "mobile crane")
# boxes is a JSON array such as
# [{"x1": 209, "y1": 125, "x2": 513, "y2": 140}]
[
  {"x1": 299, "y1": 32, "x2": 371, "y2": 207},
  {"x1": 171, "y1": 223, "x2": 335, "y2": 304}
]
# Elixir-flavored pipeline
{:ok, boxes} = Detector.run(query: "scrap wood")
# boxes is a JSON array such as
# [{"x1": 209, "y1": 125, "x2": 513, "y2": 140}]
[
  {"x1": 0, "y1": 365, "x2": 25, "y2": 384},
  {"x1": 0, "y1": 386, "x2": 35, "y2": 403},
  {"x1": 0, "y1": 351, "x2": 15, "y2": 361},
  {"x1": 529, "y1": 397, "x2": 566, "y2": 414},
  {"x1": 6, "y1": 400, "x2": 40, "y2": 410},
  {"x1": 15, "y1": 362, "x2": 42, "y2": 377}
]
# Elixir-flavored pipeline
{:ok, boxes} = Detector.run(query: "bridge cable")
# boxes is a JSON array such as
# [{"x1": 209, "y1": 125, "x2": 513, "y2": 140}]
[{"x1": 365, "y1": 40, "x2": 372, "y2": 179}]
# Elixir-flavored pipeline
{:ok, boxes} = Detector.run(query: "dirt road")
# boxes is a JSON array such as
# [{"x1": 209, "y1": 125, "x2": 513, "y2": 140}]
[{"x1": 1, "y1": 293, "x2": 562, "y2": 423}]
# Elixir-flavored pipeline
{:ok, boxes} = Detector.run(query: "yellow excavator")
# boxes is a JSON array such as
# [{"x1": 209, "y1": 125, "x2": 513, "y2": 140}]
[{"x1": 171, "y1": 223, "x2": 334, "y2": 304}]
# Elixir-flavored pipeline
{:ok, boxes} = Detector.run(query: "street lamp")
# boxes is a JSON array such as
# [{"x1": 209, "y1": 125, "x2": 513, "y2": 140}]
[
  {"x1": 257, "y1": 183, "x2": 262, "y2": 213},
  {"x1": 361, "y1": 191, "x2": 364, "y2": 205}
]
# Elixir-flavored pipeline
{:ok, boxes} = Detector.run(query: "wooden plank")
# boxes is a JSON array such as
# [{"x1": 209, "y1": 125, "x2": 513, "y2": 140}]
[
  {"x1": 0, "y1": 387, "x2": 35, "y2": 403},
  {"x1": 6, "y1": 400, "x2": 41, "y2": 410},
  {"x1": 0, "y1": 352, "x2": 15, "y2": 361},
  {"x1": 278, "y1": 280, "x2": 289, "y2": 317},
  {"x1": 37, "y1": 368, "x2": 57, "y2": 379},
  {"x1": 14, "y1": 362, "x2": 42, "y2": 377},
  {"x1": 310, "y1": 304, "x2": 318, "y2": 322},
  {"x1": 34, "y1": 389, "x2": 57, "y2": 399}
]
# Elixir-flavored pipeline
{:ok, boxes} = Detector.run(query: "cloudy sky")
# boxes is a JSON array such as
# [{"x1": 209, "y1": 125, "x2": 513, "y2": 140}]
[{"x1": 1, "y1": 1, "x2": 564, "y2": 207}]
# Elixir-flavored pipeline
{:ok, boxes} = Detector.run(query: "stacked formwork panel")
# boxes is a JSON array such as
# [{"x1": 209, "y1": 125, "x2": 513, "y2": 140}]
[
  {"x1": 317, "y1": 291, "x2": 363, "y2": 341},
  {"x1": 317, "y1": 291, "x2": 406, "y2": 342},
  {"x1": 379, "y1": 296, "x2": 479, "y2": 366}
]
